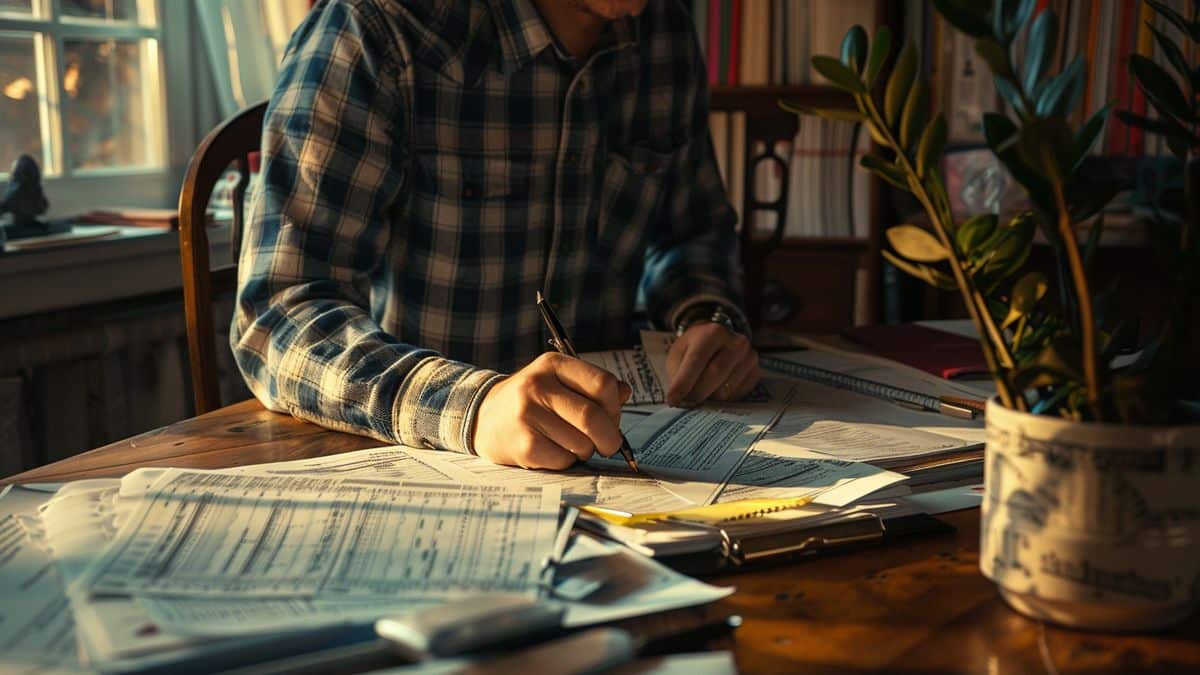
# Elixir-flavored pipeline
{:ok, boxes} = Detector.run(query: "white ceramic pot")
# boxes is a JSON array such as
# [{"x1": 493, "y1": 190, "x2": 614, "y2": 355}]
[{"x1": 980, "y1": 398, "x2": 1200, "y2": 631}]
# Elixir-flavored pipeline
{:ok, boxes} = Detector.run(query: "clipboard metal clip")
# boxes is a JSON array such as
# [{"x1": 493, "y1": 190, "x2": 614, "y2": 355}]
[{"x1": 726, "y1": 514, "x2": 886, "y2": 565}]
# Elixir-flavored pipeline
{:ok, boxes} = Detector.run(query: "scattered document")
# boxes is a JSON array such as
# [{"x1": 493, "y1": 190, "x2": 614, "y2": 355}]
[
  {"x1": 581, "y1": 347, "x2": 664, "y2": 404},
  {"x1": 419, "y1": 450, "x2": 698, "y2": 513},
  {"x1": 763, "y1": 379, "x2": 983, "y2": 468},
  {"x1": 716, "y1": 439, "x2": 907, "y2": 507},
  {"x1": 0, "y1": 514, "x2": 80, "y2": 675},
  {"x1": 80, "y1": 470, "x2": 561, "y2": 599},
  {"x1": 553, "y1": 535, "x2": 733, "y2": 627}
]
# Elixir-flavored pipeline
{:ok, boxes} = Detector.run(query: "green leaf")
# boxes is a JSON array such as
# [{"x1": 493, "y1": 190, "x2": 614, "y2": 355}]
[
  {"x1": 1035, "y1": 55, "x2": 1085, "y2": 117},
  {"x1": 860, "y1": 154, "x2": 909, "y2": 191},
  {"x1": 956, "y1": 213, "x2": 998, "y2": 253},
  {"x1": 982, "y1": 113, "x2": 1056, "y2": 215},
  {"x1": 1008, "y1": 0, "x2": 1038, "y2": 40},
  {"x1": 840, "y1": 25, "x2": 869, "y2": 74},
  {"x1": 900, "y1": 79, "x2": 930, "y2": 151},
  {"x1": 916, "y1": 114, "x2": 948, "y2": 178},
  {"x1": 975, "y1": 38, "x2": 1011, "y2": 79},
  {"x1": 994, "y1": 76, "x2": 1026, "y2": 116},
  {"x1": 811, "y1": 55, "x2": 867, "y2": 94},
  {"x1": 882, "y1": 250, "x2": 958, "y2": 290},
  {"x1": 887, "y1": 224, "x2": 950, "y2": 262},
  {"x1": 885, "y1": 43, "x2": 918, "y2": 126},
  {"x1": 1130, "y1": 54, "x2": 1191, "y2": 121},
  {"x1": 983, "y1": 212, "x2": 1036, "y2": 278},
  {"x1": 931, "y1": 0, "x2": 994, "y2": 38},
  {"x1": 992, "y1": 0, "x2": 1012, "y2": 43},
  {"x1": 1002, "y1": 271, "x2": 1048, "y2": 329},
  {"x1": 1023, "y1": 8, "x2": 1057, "y2": 93},
  {"x1": 779, "y1": 102, "x2": 869, "y2": 123},
  {"x1": 1069, "y1": 103, "x2": 1111, "y2": 173},
  {"x1": 1016, "y1": 116, "x2": 1074, "y2": 184},
  {"x1": 1115, "y1": 109, "x2": 1200, "y2": 147},
  {"x1": 864, "y1": 26, "x2": 893, "y2": 86},
  {"x1": 1146, "y1": 0, "x2": 1200, "y2": 42},
  {"x1": 1147, "y1": 23, "x2": 1192, "y2": 85}
]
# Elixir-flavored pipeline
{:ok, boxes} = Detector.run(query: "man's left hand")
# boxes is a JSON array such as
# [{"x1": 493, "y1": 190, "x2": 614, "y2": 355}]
[{"x1": 665, "y1": 322, "x2": 760, "y2": 407}]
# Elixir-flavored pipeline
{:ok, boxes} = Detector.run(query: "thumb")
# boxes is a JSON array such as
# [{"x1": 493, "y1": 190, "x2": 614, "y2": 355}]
[{"x1": 619, "y1": 381, "x2": 633, "y2": 404}]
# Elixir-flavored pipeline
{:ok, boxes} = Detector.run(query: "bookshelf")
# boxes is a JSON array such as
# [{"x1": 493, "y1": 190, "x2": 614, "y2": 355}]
[{"x1": 702, "y1": 1, "x2": 902, "y2": 333}]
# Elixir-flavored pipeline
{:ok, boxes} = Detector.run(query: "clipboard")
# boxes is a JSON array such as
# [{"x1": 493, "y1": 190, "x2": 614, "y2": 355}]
[{"x1": 583, "y1": 511, "x2": 953, "y2": 577}]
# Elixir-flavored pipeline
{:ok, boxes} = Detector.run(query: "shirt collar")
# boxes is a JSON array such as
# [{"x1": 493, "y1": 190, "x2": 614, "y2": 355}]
[{"x1": 485, "y1": 0, "x2": 640, "y2": 73}]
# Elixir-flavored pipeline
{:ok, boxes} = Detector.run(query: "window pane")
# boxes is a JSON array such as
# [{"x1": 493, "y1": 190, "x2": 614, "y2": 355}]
[
  {"x1": 0, "y1": 34, "x2": 46, "y2": 175},
  {"x1": 63, "y1": 38, "x2": 161, "y2": 171},
  {"x1": 61, "y1": 0, "x2": 155, "y2": 25},
  {"x1": 0, "y1": 0, "x2": 34, "y2": 16}
]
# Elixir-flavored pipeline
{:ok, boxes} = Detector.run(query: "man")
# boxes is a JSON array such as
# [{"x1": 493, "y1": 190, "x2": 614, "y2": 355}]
[{"x1": 233, "y1": 0, "x2": 761, "y2": 470}]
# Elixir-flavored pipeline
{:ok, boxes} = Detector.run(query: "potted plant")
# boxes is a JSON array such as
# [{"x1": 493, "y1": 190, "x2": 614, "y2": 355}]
[{"x1": 784, "y1": 0, "x2": 1200, "y2": 631}]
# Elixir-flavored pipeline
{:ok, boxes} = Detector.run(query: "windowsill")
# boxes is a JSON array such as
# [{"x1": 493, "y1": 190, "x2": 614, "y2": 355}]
[{"x1": 0, "y1": 224, "x2": 231, "y2": 321}]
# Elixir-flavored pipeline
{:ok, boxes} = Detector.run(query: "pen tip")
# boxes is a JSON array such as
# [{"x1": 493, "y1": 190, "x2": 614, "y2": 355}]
[{"x1": 536, "y1": 290, "x2": 544, "y2": 303}]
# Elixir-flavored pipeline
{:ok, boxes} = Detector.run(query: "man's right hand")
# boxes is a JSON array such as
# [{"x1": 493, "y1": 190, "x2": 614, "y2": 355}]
[{"x1": 471, "y1": 353, "x2": 632, "y2": 470}]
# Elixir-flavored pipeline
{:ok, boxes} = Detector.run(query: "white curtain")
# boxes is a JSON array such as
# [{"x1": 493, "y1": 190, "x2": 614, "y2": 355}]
[{"x1": 195, "y1": 0, "x2": 311, "y2": 116}]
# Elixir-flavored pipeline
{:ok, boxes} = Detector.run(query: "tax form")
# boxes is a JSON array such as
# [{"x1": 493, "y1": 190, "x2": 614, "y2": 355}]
[
  {"x1": 0, "y1": 513, "x2": 80, "y2": 675},
  {"x1": 79, "y1": 470, "x2": 561, "y2": 600},
  {"x1": 581, "y1": 347, "x2": 664, "y2": 404}
]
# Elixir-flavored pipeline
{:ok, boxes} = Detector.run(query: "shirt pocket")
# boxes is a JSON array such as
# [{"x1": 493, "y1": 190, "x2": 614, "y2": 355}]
[{"x1": 594, "y1": 142, "x2": 681, "y2": 270}]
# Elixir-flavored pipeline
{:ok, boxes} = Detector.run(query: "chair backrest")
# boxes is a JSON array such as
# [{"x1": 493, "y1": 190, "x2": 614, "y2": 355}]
[{"x1": 178, "y1": 101, "x2": 267, "y2": 415}]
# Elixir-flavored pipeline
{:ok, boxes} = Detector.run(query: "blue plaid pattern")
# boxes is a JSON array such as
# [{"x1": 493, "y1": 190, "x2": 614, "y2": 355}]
[{"x1": 233, "y1": 0, "x2": 742, "y2": 453}]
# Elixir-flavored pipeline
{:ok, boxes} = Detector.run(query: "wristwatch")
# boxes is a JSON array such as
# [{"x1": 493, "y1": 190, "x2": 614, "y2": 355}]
[{"x1": 674, "y1": 302, "x2": 748, "y2": 337}]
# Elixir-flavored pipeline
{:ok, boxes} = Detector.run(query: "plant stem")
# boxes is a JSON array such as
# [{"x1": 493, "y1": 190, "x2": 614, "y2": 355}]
[
  {"x1": 858, "y1": 94, "x2": 1022, "y2": 410},
  {"x1": 1051, "y1": 181, "x2": 1101, "y2": 419}
]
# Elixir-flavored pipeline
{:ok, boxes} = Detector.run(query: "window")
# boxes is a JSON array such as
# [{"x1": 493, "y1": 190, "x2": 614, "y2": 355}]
[{"x1": 0, "y1": 0, "x2": 163, "y2": 180}]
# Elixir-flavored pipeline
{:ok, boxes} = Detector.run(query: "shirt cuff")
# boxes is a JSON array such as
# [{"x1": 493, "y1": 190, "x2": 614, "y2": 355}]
[{"x1": 391, "y1": 356, "x2": 505, "y2": 454}]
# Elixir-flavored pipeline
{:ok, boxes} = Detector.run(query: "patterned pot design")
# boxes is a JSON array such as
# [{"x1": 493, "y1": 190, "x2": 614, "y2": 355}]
[{"x1": 980, "y1": 398, "x2": 1200, "y2": 631}]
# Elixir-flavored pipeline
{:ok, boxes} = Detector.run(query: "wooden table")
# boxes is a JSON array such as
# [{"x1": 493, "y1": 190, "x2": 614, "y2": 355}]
[{"x1": 8, "y1": 400, "x2": 1200, "y2": 673}]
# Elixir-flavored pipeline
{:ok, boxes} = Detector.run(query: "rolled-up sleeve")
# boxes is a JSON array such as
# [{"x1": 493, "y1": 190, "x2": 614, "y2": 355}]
[{"x1": 231, "y1": 0, "x2": 501, "y2": 452}]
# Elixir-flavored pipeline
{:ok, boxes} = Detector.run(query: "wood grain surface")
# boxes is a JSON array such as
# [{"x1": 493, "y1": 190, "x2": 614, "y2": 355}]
[{"x1": 6, "y1": 401, "x2": 1200, "y2": 674}]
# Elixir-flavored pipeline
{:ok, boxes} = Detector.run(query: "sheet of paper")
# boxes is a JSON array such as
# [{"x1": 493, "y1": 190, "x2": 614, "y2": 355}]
[
  {"x1": 592, "y1": 398, "x2": 782, "y2": 505},
  {"x1": 79, "y1": 470, "x2": 561, "y2": 600},
  {"x1": 762, "y1": 378, "x2": 983, "y2": 467},
  {"x1": 225, "y1": 445, "x2": 482, "y2": 482},
  {"x1": 715, "y1": 436, "x2": 908, "y2": 507},
  {"x1": 0, "y1": 492, "x2": 82, "y2": 675},
  {"x1": 139, "y1": 533, "x2": 729, "y2": 638},
  {"x1": 552, "y1": 535, "x2": 733, "y2": 627},
  {"x1": 581, "y1": 347, "x2": 664, "y2": 404},
  {"x1": 418, "y1": 450, "x2": 697, "y2": 513}
]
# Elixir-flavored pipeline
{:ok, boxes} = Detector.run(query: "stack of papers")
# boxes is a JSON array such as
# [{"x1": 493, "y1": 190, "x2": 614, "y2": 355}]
[{"x1": 1, "y1": 447, "x2": 738, "y2": 672}]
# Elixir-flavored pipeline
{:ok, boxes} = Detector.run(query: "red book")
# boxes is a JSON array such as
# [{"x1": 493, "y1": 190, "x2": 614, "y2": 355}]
[
  {"x1": 1107, "y1": 0, "x2": 1136, "y2": 155},
  {"x1": 707, "y1": 0, "x2": 721, "y2": 86},
  {"x1": 727, "y1": 0, "x2": 742, "y2": 85},
  {"x1": 843, "y1": 324, "x2": 989, "y2": 380}
]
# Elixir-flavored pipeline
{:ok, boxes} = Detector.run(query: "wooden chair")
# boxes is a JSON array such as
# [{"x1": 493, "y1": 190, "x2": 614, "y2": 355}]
[{"x1": 178, "y1": 101, "x2": 267, "y2": 414}]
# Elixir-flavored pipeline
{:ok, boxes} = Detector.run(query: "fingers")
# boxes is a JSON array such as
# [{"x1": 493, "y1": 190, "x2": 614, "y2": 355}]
[
  {"x1": 667, "y1": 323, "x2": 756, "y2": 406},
  {"x1": 666, "y1": 327, "x2": 721, "y2": 406},
  {"x1": 535, "y1": 384, "x2": 625, "y2": 458},
  {"x1": 713, "y1": 352, "x2": 762, "y2": 401},
  {"x1": 546, "y1": 353, "x2": 629, "y2": 420}
]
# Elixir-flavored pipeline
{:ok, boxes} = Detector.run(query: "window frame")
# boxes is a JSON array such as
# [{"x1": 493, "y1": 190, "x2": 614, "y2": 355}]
[{"x1": 0, "y1": 0, "x2": 205, "y2": 213}]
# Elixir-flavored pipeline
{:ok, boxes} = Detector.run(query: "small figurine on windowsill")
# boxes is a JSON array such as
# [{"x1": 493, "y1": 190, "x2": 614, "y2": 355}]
[{"x1": 0, "y1": 154, "x2": 68, "y2": 242}]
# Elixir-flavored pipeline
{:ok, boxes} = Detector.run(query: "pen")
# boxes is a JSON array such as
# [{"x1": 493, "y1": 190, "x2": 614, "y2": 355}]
[{"x1": 536, "y1": 291, "x2": 640, "y2": 473}]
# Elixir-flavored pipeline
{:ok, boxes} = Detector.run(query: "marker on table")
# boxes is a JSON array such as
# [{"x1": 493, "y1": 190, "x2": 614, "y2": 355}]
[{"x1": 536, "y1": 291, "x2": 640, "y2": 473}]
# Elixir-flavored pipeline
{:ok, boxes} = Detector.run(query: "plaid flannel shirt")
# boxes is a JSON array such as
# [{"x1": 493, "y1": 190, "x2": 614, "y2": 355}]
[{"x1": 233, "y1": 0, "x2": 743, "y2": 453}]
